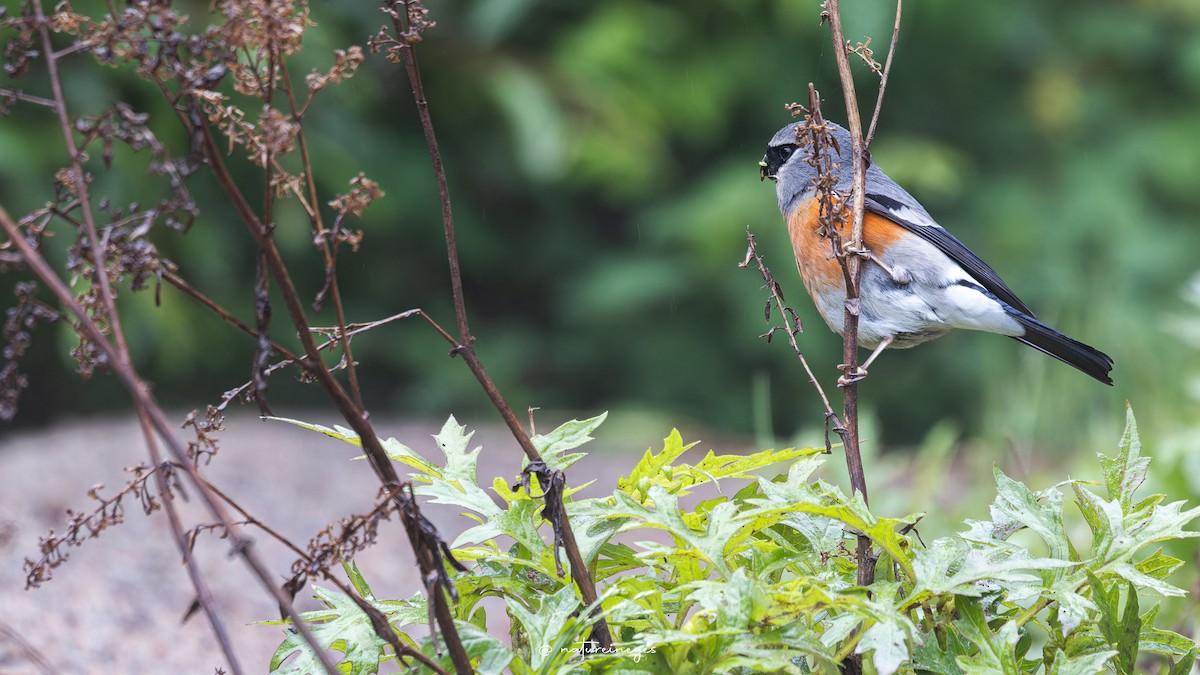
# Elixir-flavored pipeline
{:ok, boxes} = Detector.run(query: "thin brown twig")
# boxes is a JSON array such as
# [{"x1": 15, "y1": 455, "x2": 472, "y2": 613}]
[
  {"x1": 133, "y1": 412, "x2": 241, "y2": 675},
  {"x1": 29, "y1": 3, "x2": 257, "y2": 669},
  {"x1": 324, "y1": 575, "x2": 450, "y2": 675},
  {"x1": 0, "y1": 203, "x2": 342, "y2": 675},
  {"x1": 740, "y1": 230, "x2": 845, "y2": 451},
  {"x1": 0, "y1": 86, "x2": 56, "y2": 108},
  {"x1": 278, "y1": 61, "x2": 365, "y2": 411},
  {"x1": 865, "y1": 0, "x2": 903, "y2": 149},
  {"x1": 160, "y1": 270, "x2": 301, "y2": 362},
  {"x1": 385, "y1": 2, "x2": 612, "y2": 646},
  {"x1": 33, "y1": 0, "x2": 131, "y2": 370},
  {"x1": 194, "y1": 481, "x2": 449, "y2": 675},
  {"x1": 194, "y1": 476, "x2": 309, "y2": 560},
  {"x1": 216, "y1": 309, "x2": 424, "y2": 409},
  {"x1": 189, "y1": 106, "x2": 472, "y2": 673}
]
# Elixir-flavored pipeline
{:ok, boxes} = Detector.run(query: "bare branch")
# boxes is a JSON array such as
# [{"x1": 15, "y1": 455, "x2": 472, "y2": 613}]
[
  {"x1": 0, "y1": 203, "x2": 341, "y2": 675},
  {"x1": 823, "y1": 0, "x2": 903, "y2": 593},
  {"x1": 0, "y1": 86, "x2": 55, "y2": 108},
  {"x1": 379, "y1": 0, "x2": 613, "y2": 647},
  {"x1": 866, "y1": 0, "x2": 904, "y2": 149},
  {"x1": 189, "y1": 91, "x2": 471, "y2": 673},
  {"x1": 740, "y1": 230, "x2": 845, "y2": 452}
]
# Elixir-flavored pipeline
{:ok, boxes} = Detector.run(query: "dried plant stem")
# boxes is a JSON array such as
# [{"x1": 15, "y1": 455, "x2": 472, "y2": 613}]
[
  {"x1": 822, "y1": 0, "x2": 901, "y2": 591},
  {"x1": 196, "y1": 476, "x2": 309, "y2": 560},
  {"x1": 190, "y1": 116, "x2": 472, "y2": 673},
  {"x1": 740, "y1": 231, "x2": 846, "y2": 451},
  {"x1": 197, "y1": 479, "x2": 450, "y2": 675},
  {"x1": 33, "y1": 0, "x2": 130, "y2": 365},
  {"x1": 0, "y1": 86, "x2": 55, "y2": 108},
  {"x1": 278, "y1": 60, "x2": 365, "y2": 410},
  {"x1": 160, "y1": 270, "x2": 300, "y2": 362},
  {"x1": 133, "y1": 412, "x2": 242, "y2": 675},
  {"x1": 27, "y1": 3, "x2": 280, "y2": 670},
  {"x1": 327, "y1": 575, "x2": 451, "y2": 675},
  {"x1": 866, "y1": 0, "x2": 903, "y2": 149},
  {"x1": 0, "y1": 204, "x2": 341, "y2": 675},
  {"x1": 389, "y1": 3, "x2": 612, "y2": 647}
]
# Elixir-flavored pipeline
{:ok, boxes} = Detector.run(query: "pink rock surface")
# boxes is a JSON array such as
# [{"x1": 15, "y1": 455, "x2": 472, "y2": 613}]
[{"x1": 0, "y1": 412, "x2": 651, "y2": 674}]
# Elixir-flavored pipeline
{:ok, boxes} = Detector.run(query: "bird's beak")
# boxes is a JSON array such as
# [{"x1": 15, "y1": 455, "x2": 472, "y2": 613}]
[{"x1": 759, "y1": 159, "x2": 773, "y2": 182}]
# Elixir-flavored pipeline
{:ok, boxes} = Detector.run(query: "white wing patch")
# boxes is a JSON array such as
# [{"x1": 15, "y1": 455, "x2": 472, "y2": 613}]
[
  {"x1": 887, "y1": 203, "x2": 939, "y2": 228},
  {"x1": 942, "y1": 283, "x2": 1023, "y2": 336}
]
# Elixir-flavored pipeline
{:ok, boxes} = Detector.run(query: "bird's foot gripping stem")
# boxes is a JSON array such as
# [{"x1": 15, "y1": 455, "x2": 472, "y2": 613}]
[
  {"x1": 836, "y1": 336, "x2": 895, "y2": 387},
  {"x1": 836, "y1": 364, "x2": 869, "y2": 387},
  {"x1": 842, "y1": 244, "x2": 911, "y2": 285}
]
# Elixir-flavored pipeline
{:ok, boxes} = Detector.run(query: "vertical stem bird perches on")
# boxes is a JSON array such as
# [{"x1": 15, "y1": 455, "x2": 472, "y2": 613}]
[{"x1": 820, "y1": 0, "x2": 903, "y2": 590}]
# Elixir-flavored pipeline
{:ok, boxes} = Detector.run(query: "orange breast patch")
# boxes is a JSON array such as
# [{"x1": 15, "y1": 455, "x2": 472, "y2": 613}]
[{"x1": 786, "y1": 196, "x2": 908, "y2": 294}]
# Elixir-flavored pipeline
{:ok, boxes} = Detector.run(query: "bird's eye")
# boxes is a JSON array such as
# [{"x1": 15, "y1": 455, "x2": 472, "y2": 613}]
[{"x1": 779, "y1": 146, "x2": 794, "y2": 159}]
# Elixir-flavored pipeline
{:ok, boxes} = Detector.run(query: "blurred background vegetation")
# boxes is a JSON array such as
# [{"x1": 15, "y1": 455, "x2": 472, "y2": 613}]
[{"x1": 3, "y1": 0, "x2": 1200, "y2": 575}]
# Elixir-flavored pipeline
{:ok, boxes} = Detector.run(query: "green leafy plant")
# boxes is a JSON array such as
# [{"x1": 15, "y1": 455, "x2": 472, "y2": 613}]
[{"x1": 263, "y1": 406, "x2": 1198, "y2": 674}]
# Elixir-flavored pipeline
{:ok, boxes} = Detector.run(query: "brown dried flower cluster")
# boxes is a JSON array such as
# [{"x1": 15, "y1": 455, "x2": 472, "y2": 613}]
[
  {"x1": 283, "y1": 486, "x2": 402, "y2": 597},
  {"x1": 24, "y1": 462, "x2": 183, "y2": 588},
  {"x1": 330, "y1": 173, "x2": 384, "y2": 221},
  {"x1": 306, "y1": 46, "x2": 364, "y2": 93},
  {"x1": 182, "y1": 406, "x2": 226, "y2": 466},
  {"x1": 1, "y1": 282, "x2": 60, "y2": 420}
]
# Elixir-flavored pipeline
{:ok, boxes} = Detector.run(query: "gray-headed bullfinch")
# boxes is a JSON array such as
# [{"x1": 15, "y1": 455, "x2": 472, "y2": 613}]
[{"x1": 760, "y1": 121, "x2": 1113, "y2": 386}]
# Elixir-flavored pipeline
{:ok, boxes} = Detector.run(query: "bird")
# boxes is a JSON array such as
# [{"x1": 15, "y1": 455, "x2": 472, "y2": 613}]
[{"x1": 759, "y1": 120, "x2": 1114, "y2": 386}]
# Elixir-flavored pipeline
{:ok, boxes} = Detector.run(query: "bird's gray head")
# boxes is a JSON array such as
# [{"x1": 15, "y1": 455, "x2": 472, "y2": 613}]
[{"x1": 759, "y1": 121, "x2": 855, "y2": 215}]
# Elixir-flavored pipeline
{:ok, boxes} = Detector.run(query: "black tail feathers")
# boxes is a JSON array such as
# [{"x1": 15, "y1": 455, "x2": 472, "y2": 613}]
[{"x1": 1011, "y1": 314, "x2": 1114, "y2": 385}]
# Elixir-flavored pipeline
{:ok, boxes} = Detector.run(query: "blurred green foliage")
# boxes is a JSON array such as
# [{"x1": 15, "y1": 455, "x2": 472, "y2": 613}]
[{"x1": 2, "y1": 0, "x2": 1200, "y2": 463}]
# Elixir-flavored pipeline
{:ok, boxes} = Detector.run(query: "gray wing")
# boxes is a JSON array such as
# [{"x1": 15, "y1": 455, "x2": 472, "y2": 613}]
[{"x1": 864, "y1": 190, "x2": 1034, "y2": 317}]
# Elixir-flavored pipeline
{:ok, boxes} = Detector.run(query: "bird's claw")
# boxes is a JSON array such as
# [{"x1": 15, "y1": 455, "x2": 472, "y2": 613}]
[
  {"x1": 836, "y1": 363, "x2": 869, "y2": 387},
  {"x1": 843, "y1": 246, "x2": 911, "y2": 285}
]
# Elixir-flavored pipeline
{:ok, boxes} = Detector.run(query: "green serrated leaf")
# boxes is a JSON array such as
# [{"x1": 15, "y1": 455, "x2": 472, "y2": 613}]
[
  {"x1": 1109, "y1": 561, "x2": 1187, "y2": 597},
  {"x1": 1072, "y1": 480, "x2": 1111, "y2": 549},
  {"x1": 955, "y1": 599, "x2": 1020, "y2": 675},
  {"x1": 1117, "y1": 581, "x2": 1141, "y2": 673},
  {"x1": 1134, "y1": 548, "x2": 1185, "y2": 580},
  {"x1": 267, "y1": 585, "x2": 385, "y2": 675},
  {"x1": 616, "y1": 430, "x2": 821, "y2": 506},
  {"x1": 992, "y1": 466, "x2": 1075, "y2": 567},
  {"x1": 342, "y1": 560, "x2": 373, "y2": 599},
  {"x1": 263, "y1": 416, "x2": 360, "y2": 445},
  {"x1": 530, "y1": 412, "x2": 606, "y2": 471},
  {"x1": 753, "y1": 463, "x2": 920, "y2": 582},
  {"x1": 617, "y1": 430, "x2": 696, "y2": 499},
  {"x1": 1167, "y1": 647, "x2": 1198, "y2": 675},
  {"x1": 911, "y1": 627, "x2": 968, "y2": 675},
  {"x1": 263, "y1": 415, "x2": 442, "y2": 478},
  {"x1": 453, "y1": 621, "x2": 516, "y2": 675},
  {"x1": 1101, "y1": 405, "x2": 1150, "y2": 512},
  {"x1": 856, "y1": 619, "x2": 909, "y2": 675},
  {"x1": 430, "y1": 415, "x2": 484, "y2": 486},
  {"x1": 1090, "y1": 575, "x2": 1140, "y2": 674},
  {"x1": 375, "y1": 594, "x2": 429, "y2": 628},
  {"x1": 603, "y1": 486, "x2": 751, "y2": 578},
  {"x1": 909, "y1": 537, "x2": 1074, "y2": 602},
  {"x1": 820, "y1": 613, "x2": 861, "y2": 649},
  {"x1": 679, "y1": 568, "x2": 769, "y2": 629},
  {"x1": 1046, "y1": 649, "x2": 1116, "y2": 675},
  {"x1": 1055, "y1": 588, "x2": 1098, "y2": 637},
  {"x1": 506, "y1": 585, "x2": 584, "y2": 672},
  {"x1": 1140, "y1": 620, "x2": 1199, "y2": 658}
]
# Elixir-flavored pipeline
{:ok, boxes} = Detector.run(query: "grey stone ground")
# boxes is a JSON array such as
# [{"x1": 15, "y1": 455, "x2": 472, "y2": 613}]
[{"x1": 0, "y1": 411, "x2": 686, "y2": 674}]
